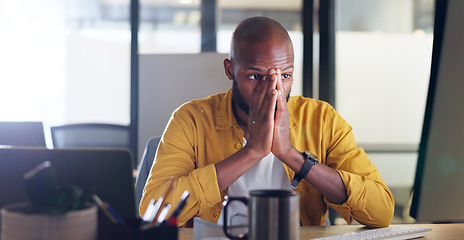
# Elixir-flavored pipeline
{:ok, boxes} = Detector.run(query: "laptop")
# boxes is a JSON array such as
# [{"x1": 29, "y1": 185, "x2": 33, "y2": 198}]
[
  {"x1": 0, "y1": 147, "x2": 137, "y2": 225},
  {"x1": 0, "y1": 122, "x2": 46, "y2": 147}
]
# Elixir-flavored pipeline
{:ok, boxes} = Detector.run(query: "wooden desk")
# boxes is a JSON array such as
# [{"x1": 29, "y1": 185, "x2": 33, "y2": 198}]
[{"x1": 178, "y1": 223, "x2": 464, "y2": 240}]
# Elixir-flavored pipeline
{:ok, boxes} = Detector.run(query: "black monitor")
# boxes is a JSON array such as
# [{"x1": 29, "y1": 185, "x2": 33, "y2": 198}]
[{"x1": 410, "y1": 0, "x2": 464, "y2": 223}]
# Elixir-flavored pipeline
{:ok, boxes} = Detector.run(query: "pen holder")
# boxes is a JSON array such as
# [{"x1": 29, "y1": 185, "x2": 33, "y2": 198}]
[
  {"x1": 140, "y1": 224, "x2": 178, "y2": 240},
  {"x1": 98, "y1": 217, "x2": 178, "y2": 240}
]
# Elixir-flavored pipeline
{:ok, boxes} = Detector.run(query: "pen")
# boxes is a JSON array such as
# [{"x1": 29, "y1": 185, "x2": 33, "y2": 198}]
[
  {"x1": 164, "y1": 190, "x2": 189, "y2": 226},
  {"x1": 151, "y1": 176, "x2": 176, "y2": 224},
  {"x1": 155, "y1": 204, "x2": 171, "y2": 226},
  {"x1": 140, "y1": 202, "x2": 172, "y2": 230},
  {"x1": 141, "y1": 198, "x2": 156, "y2": 222},
  {"x1": 145, "y1": 197, "x2": 164, "y2": 223},
  {"x1": 92, "y1": 194, "x2": 125, "y2": 224}
]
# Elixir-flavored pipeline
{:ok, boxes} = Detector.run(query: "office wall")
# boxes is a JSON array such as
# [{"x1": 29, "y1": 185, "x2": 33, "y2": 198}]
[
  {"x1": 138, "y1": 53, "x2": 230, "y2": 161},
  {"x1": 65, "y1": 30, "x2": 131, "y2": 125},
  {"x1": 336, "y1": 32, "x2": 433, "y2": 188},
  {"x1": 336, "y1": 32, "x2": 433, "y2": 145}
]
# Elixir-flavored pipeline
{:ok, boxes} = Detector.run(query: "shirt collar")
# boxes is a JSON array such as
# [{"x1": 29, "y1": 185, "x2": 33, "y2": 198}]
[{"x1": 216, "y1": 88, "x2": 238, "y2": 130}]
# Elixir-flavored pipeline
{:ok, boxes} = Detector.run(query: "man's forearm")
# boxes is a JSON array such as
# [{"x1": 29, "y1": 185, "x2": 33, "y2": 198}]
[
  {"x1": 279, "y1": 147, "x2": 348, "y2": 204},
  {"x1": 215, "y1": 146, "x2": 264, "y2": 192},
  {"x1": 327, "y1": 171, "x2": 395, "y2": 228}
]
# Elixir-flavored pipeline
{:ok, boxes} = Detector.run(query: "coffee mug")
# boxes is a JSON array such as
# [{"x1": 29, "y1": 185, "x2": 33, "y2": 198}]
[{"x1": 222, "y1": 189, "x2": 299, "y2": 240}]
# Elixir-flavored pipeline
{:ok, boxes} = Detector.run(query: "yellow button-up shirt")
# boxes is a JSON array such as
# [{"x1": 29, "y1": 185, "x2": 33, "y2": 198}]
[{"x1": 141, "y1": 88, "x2": 394, "y2": 228}]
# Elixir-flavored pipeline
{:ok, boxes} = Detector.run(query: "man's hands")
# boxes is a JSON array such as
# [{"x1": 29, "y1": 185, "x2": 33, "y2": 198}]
[
  {"x1": 218, "y1": 67, "x2": 347, "y2": 203},
  {"x1": 271, "y1": 69, "x2": 294, "y2": 159},
  {"x1": 243, "y1": 69, "x2": 277, "y2": 158},
  {"x1": 218, "y1": 67, "x2": 348, "y2": 202},
  {"x1": 216, "y1": 68, "x2": 294, "y2": 192},
  {"x1": 245, "y1": 68, "x2": 293, "y2": 161}
]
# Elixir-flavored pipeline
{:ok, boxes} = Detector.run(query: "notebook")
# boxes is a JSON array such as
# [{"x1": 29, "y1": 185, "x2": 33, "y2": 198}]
[{"x1": 0, "y1": 146, "x2": 137, "y2": 226}]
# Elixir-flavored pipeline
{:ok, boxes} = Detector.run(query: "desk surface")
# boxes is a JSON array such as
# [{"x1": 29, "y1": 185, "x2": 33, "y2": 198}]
[{"x1": 178, "y1": 223, "x2": 464, "y2": 240}]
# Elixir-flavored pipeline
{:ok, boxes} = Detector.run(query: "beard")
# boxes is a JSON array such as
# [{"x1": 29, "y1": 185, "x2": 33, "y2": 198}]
[
  {"x1": 232, "y1": 78, "x2": 291, "y2": 116},
  {"x1": 232, "y1": 79, "x2": 250, "y2": 115}
]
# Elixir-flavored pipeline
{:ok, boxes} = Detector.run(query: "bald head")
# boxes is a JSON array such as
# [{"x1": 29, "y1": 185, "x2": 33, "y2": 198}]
[{"x1": 230, "y1": 16, "x2": 294, "y2": 62}]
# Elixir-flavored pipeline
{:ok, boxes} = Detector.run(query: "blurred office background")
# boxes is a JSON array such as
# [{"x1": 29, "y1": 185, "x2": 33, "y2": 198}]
[{"x1": 0, "y1": 0, "x2": 434, "y2": 223}]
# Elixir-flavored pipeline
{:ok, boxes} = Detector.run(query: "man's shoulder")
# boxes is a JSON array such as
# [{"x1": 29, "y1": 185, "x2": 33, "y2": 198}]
[
  {"x1": 288, "y1": 95, "x2": 335, "y2": 111},
  {"x1": 288, "y1": 96, "x2": 346, "y2": 128},
  {"x1": 183, "y1": 92, "x2": 226, "y2": 108},
  {"x1": 174, "y1": 91, "x2": 228, "y2": 114},
  {"x1": 189, "y1": 92, "x2": 227, "y2": 105}
]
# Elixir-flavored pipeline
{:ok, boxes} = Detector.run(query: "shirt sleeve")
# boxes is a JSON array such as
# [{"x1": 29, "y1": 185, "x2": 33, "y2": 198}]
[
  {"x1": 139, "y1": 107, "x2": 223, "y2": 226},
  {"x1": 323, "y1": 108, "x2": 395, "y2": 228}
]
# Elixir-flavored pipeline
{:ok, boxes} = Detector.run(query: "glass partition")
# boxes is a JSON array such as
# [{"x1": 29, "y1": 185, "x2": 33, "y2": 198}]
[
  {"x1": 334, "y1": 0, "x2": 435, "y2": 223},
  {"x1": 0, "y1": 0, "x2": 131, "y2": 126}
]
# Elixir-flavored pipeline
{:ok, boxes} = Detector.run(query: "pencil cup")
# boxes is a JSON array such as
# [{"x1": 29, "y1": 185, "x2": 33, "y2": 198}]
[
  {"x1": 140, "y1": 224, "x2": 178, "y2": 240},
  {"x1": 1, "y1": 202, "x2": 97, "y2": 240},
  {"x1": 99, "y1": 218, "x2": 178, "y2": 240}
]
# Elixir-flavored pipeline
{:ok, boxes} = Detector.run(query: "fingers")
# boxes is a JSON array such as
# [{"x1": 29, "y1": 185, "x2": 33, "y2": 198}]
[
  {"x1": 245, "y1": 68, "x2": 291, "y2": 158},
  {"x1": 249, "y1": 69, "x2": 277, "y2": 122},
  {"x1": 274, "y1": 68, "x2": 289, "y2": 133},
  {"x1": 267, "y1": 69, "x2": 277, "y2": 95},
  {"x1": 246, "y1": 70, "x2": 277, "y2": 157},
  {"x1": 262, "y1": 69, "x2": 278, "y2": 116},
  {"x1": 251, "y1": 75, "x2": 267, "y2": 107},
  {"x1": 275, "y1": 83, "x2": 289, "y2": 139},
  {"x1": 271, "y1": 69, "x2": 292, "y2": 160},
  {"x1": 275, "y1": 68, "x2": 287, "y2": 96}
]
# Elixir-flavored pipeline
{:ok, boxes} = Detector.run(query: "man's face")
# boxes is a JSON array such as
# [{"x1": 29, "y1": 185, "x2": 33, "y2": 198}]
[{"x1": 227, "y1": 40, "x2": 294, "y2": 115}]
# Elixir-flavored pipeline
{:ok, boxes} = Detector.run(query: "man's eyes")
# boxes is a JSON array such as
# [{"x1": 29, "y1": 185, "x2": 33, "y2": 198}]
[
  {"x1": 282, "y1": 73, "x2": 292, "y2": 80},
  {"x1": 248, "y1": 74, "x2": 262, "y2": 80},
  {"x1": 247, "y1": 73, "x2": 292, "y2": 80}
]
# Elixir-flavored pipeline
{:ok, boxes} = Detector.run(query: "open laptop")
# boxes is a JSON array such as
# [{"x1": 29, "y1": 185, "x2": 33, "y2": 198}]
[
  {"x1": 0, "y1": 146, "x2": 137, "y2": 227},
  {"x1": 0, "y1": 122, "x2": 46, "y2": 147}
]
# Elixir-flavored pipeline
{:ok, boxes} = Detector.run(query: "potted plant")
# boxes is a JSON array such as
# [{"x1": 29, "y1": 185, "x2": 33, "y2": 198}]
[{"x1": 1, "y1": 161, "x2": 97, "y2": 240}]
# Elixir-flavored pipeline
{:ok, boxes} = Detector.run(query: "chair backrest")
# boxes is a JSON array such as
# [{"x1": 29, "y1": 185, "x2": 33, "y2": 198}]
[
  {"x1": 135, "y1": 136, "x2": 161, "y2": 212},
  {"x1": 51, "y1": 123, "x2": 129, "y2": 149},
  {"x1": 0, "y1": 122, "x2": 46, "y2": 147}
]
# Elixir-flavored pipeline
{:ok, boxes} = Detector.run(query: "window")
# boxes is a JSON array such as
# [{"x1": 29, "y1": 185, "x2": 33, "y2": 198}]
[
  {"x1": 334, "y1": 0, "x2": 435, "y2": 222},
  {"x1": 0, "y1": 0, "x2": 131, "y2": 126}
]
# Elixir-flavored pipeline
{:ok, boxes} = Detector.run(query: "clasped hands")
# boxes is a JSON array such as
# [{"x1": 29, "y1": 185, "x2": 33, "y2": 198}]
[{"x1": 244, "y1": 68, "x2": 294, "y2": 162}]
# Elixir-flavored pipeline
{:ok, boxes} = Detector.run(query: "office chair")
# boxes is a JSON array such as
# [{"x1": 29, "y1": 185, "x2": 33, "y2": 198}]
[
  {"x1": 0, "y1": 121, "x2": 46, "y2": 147},
  {"x1": 51, "y1": 123, "x2": 130, "y2": 149},
  {"x1": 135, "y1": 136, "x2": 161, "y2": 210}
]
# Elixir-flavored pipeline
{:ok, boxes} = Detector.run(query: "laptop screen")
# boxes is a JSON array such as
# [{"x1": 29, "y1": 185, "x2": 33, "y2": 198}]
[{"x1": 0, "y1": 147, "x2": 137, "y2": 220}]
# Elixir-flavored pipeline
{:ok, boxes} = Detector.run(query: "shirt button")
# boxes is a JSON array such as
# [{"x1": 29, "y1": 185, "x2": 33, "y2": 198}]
[
  {"x1": 235, "y1": 143, "x2": 242, "y2": 149},
  {"x1": 214, "y1": 212, "x2": 220, "y2": 217}
]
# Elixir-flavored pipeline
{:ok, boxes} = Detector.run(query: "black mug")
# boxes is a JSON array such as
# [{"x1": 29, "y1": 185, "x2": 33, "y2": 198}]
[{"x1": 223, "y1": 189, "x2": 299, "y2": 240}]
